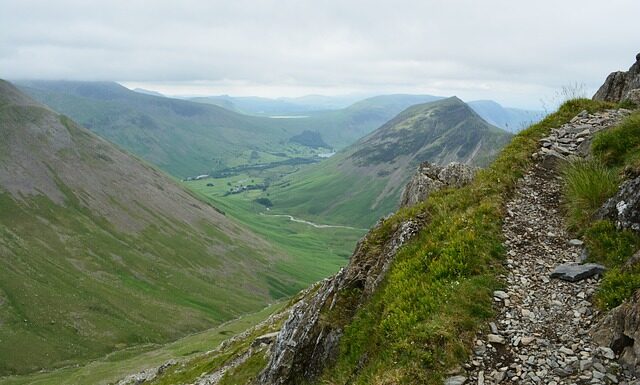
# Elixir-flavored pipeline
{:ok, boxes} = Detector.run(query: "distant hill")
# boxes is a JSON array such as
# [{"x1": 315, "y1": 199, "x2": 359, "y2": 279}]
[
  {"x1": 133, "y1": 87, "x2": 165, "y2": 97},
  {"x1": 274, "y1": 94, "x2": 445, "y2": 148},
  {"x1": 189, "y1": 94, "x2": 365, "y2": 115},
  {"x1": 16, "y1": 83, "x2": 445, "y2": 176},
  {"x1": 16, "y1": 80, "x2": 297, "y2": 178},
  {"x1": 268, "y1": 97, "x2": 513, "y2": 227},
  {"x1": 468, "y1": 100, "x2": 544, "y2": 132},
  {"x1": 0, "y1": 80, "x2": 306, "y2": 376}
]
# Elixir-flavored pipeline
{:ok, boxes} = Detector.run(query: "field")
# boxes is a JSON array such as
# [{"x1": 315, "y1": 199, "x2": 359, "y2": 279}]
[{"x1": 184, "y1": 171, "x2": 366, "y2": 284}]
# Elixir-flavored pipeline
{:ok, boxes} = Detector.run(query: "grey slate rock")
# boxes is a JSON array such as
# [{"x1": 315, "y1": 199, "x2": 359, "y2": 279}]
[
  {"x1": 444, "y1": 375, "x2": 467, "y2": 385},
  {"x1": 593, "y1": 53, "x2": 640, "y2": 103},
  {"x1": 597, "y1": 175, "x2": 640, "y2": 232},
  {"x1": 550, "y1": 263, "x2": 606, "y2": 282}
]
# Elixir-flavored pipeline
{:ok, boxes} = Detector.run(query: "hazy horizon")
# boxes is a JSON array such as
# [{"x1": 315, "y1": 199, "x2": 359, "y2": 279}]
[{"x1": 2, "y1": 0, "x2": 639, "y2": 109}]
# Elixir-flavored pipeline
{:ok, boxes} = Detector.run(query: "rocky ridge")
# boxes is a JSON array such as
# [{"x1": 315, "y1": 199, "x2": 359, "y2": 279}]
[
  {"x1": 400, "y1": 161, "x2": 477, "y2": 207},
  {"x1": 593, "y1": 53, "x2": 640, "y2": 104},
  {"x1": 449, "y1": 109, "x2": 636, "y2": 385}
]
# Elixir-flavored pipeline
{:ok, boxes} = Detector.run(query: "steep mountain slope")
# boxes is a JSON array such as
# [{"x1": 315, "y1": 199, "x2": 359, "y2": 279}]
[
  {"x1": 15, "y1": 80, "x2": 296, "y2": 178},
  {"x1": 192, "y1": 94, "x2": 444, "y2": 148},
  {"x1": 291, "y1": 94, "x2": 445, "y2": 147},
  {"x1": 0, "y1": 80, "x2": 316, "y2": 376},
  {"x1": 268, "y1": 97, "x2": 512, "y2": 227},
  {"x1": 468, "y1": 100, "x2": 544, "y2": 132}
]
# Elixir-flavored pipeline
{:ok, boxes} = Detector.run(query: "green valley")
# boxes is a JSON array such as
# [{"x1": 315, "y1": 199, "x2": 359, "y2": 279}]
[
  {"x1": 0, "y1": 80, "x2": 348, "y2": 377},
  {"x1": 264, "y1": 97, "x2": 513, "y2": 227}
]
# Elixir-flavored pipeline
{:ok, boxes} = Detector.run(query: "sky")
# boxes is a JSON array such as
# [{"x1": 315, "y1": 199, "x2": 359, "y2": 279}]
[{"x1": 1, "y1": 0, "x2": 639, "y2": 109}]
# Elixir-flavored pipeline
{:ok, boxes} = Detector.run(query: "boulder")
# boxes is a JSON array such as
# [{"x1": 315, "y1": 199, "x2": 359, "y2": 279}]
[
  {"x1": 597, "y1": 175, "x2": 640, "y2": 232},
  {"x1": 593, "y1": 53, "x2": 640, "y2": 103},
  {"x1": 252, "y1": 331, "x2": 280, "y2": 348},
  {"x1": 540, "y1": 149, "x2": 567, "y2": 170},
  {"x1": 400, "y1": 162, "x2": 476, "y2": 207},
  {"x1": 593, "y1": 290, "x2": 640, "y2": 374},
  {"x1": 444, "y1": 375, "x2": 467, "y2": 385},
  {"x1": 549, "y1": 263, "x2": 605, "y2": 282}
]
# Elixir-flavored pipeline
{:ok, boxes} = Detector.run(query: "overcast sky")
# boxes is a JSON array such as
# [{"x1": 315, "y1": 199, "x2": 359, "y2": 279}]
[{"x1": 1, "y1": 0, "x2": 638, "y2": 108}]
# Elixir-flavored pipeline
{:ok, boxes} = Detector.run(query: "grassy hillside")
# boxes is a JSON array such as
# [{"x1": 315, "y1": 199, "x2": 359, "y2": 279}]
[
  {"x1": 0, "y1": 80, "x2": 335, "y2": 376},
  {"x1": 267, "y1": 97, "x2": 513, "y2": 227},
  {"x1": 0, "y1": 303, "x2": 284, "y2": 385},
  {"x1": 15, "y1": 80, "x2": 306, "y2": 178},
  {"x1": 17, "y1": 82, "x2": 443, "y2": 179}
]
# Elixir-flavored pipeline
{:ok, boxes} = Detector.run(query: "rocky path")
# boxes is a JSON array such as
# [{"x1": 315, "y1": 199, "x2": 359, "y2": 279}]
[{"x1": 448, "y1": 109, "x2": 635, "y2": 385}]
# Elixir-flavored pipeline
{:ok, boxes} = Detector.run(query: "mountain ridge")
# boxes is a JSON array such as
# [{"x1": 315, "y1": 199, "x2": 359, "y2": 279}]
[{"x1": 267, "y1": 96, "x2": 512, "y2": 227}]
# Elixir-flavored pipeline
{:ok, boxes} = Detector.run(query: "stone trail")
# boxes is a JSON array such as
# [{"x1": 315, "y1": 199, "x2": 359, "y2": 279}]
[{"x1": 447, "y1": 109, "x2": 635, "y2": 385}]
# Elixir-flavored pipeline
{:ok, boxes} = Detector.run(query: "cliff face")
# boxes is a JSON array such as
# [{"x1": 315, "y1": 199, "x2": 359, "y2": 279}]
[
  {"x1": 257, "y1": 218, "x2": 424, "y2": 384},
  {"x1": 257, "y1": 162, "x2": 474, "y2": 385},
  {"x1": 593, "y1": 53, "x2": 640, "y2": 104}
]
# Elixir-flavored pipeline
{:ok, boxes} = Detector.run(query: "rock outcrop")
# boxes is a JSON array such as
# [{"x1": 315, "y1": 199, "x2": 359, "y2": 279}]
[
  {"x1": 597, "y1": 173, "x2": 640, "y2": 232},
  {"x1": 257, "y1": 160, "x2": 477, "y2": 385},
  {"x1": 257, "y1": 218, "x2": 423, "y2": 385},
  {"x1": 399, "y1": 162, "x2": 476, "y2": 207},
  {"x1": 593, "y1": 53, "x2": 640, "y2": 104},
  {"x1": 593, "y1": 288, "x2": 640, "y2": 375}
]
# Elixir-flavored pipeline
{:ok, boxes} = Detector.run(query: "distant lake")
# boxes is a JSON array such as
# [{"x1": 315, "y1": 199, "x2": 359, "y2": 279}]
[
  {"x1": 318, "y1": 152, "x2": 335, "y2": 158},
  {"x1": 268, "y1": 115, "x2": 309, "y2": 119}
]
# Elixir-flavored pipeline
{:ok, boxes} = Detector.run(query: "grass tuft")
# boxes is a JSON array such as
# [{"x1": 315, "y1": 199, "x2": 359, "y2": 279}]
[{"x1": 562, "y1": 160, "x2": 620, "y2": 231}]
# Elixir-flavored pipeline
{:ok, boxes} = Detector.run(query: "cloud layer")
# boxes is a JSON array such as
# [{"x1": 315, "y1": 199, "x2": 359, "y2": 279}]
[{"x1": 2, "y1": 0, "x2": 638, "y2": 107}]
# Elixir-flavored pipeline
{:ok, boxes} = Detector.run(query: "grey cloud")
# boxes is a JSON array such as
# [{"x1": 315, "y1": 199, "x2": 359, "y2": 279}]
[{"x1": 1, "y1": 0, "x2": 638, "y2": 108}]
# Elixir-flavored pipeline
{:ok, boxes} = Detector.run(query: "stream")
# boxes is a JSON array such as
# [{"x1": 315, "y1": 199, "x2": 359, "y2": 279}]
[{"x1": 259, "y1": 213, "x2": 368, "y2": 231}]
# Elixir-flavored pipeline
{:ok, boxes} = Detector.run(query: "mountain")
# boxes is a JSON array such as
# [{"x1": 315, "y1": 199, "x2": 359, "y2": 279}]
[
  {"x1": 189, "y1": 95, "x2": 314, "y2": 115},
  {"x1": 16, "y1": 83, "x2": 444, "y2": 177},
  {"x1": 189, "y1": 94, "x2": 366, "y2": 115},
  {"x1": 468, "y1": 100, "x2": 544, "y2": 132},
  {"x1": 267, "y1": 97, "x2": 513, "y2": 227},
  {"x1": 133, "y1": 88, "x2": 165, "y2": 97},
  {"x1": 15, "y1": 80, "x2": 298, "y2": 178},
  {"x1": 0, "y1": 80, "x2": 310, "y2": 376}
]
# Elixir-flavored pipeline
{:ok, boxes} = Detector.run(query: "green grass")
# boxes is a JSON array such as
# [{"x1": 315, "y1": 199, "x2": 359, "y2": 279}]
[
  {"x1": 561, "y1": 110, "x2": 640, "y2": 310},
  {"x1": 562, "y1": 160, "x2": 620, "y2": 231},
  {"x1": 592, "y1": 111, "x2": 640, "y2": 169},
  {"x1": 308, "y1": 98, "x2": 614, "y2": 384},
  {"x1": 185, "y1": 175, "x2": 365, "y2": 284},
  {"x1": 0, "y1": 190, "x2": 292, "y2": 376},
  {"x1": 0, "y1": 303, "x2": 283, "y2": 385}
]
